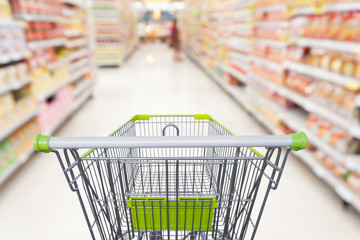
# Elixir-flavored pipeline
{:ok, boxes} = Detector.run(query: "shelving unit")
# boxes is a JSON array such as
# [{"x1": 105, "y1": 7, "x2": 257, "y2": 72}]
[
  {"x1": 182, "y1": 0, "x2": 360, "y2": 210},
  {"x1": 92, "y1": 0, "x2": 138, "y2": 67},
  {"x1": 0, "y1": 0, "x2": 95, "y2": 186}
]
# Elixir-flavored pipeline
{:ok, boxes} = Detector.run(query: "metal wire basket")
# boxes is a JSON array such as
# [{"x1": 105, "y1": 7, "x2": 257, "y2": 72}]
[{"x1": 33, "y1": 114, "x2": 307, "y2": 240}]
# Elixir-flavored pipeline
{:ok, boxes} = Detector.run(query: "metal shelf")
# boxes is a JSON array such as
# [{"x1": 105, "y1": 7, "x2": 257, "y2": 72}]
[
  {"x1": 65, "y1": 29, "x2": 84, "y2": 37},
  {"x1": 250, "y1": 55, "x2": 283, "y2": 72},
  {"x1": 222, "y1": 65, "x2": 249, "y2": 85},
  {"x1": 72, "y1": 88, "x2": 92, "y2": 112},
  {"x1": 72, "y1": 81, "x2": 91, "y2": 98},
  {"x1": 249, "y1": 73, "x2": 360, "y2": 138},
  {"x1": 253, "y1": 38, "x2": 289, "y2": 48},
  {"x1": 70, "y1": 66, "x2": 90, "y2": 82},
  {"x1": 237, "y1": 89, "x2": 360, "y2": 212},
  {"x1": 17, "y1": 13, "x2": 62, "y2": 22},
  {"x1": 98, "y1": 62, "x2": 121, "y2": 67},
  {"x1": 295, "y1": 38, "x2": 360, "y2": 54},
  {"x1": 294, "y1": 1, "x2": 360, "y2": 15},
  {"x1": 69, "y1": 58, "x2": 89, "y2": 72},
  {"x1": 68, "y1": 49, "x2": 88, "y2": 62},
  {"x1": 28, "y1": 38, "x2": 65, "y2": 50},
  {"x1": 62, "y1": 0, "x2": 84, "y2": 8},
  {"x1": 284, "y1": 60, "x2": 360, "y2": 90},
  {"x1": 249, "y1": 88, "x2": 360, "y2": 173},
  {"x1": 0, "y1": 52, "x2": 25, "y2": 65},
  {"x1": 65, "y1": 38, "x2": 87, "y2": 48},
  {"x1": 37, "y1": 65, "x2": 89, "y2": 101}
]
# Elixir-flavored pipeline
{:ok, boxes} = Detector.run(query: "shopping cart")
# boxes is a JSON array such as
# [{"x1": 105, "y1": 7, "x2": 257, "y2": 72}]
[{"x1": 33, "y1": 114, "x2": 307, "y2": 240}]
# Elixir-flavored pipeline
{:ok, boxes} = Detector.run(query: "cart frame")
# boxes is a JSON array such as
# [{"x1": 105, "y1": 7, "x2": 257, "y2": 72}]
[{"x1": 34, "y1": 114, "x2": 307, "y2": 240}]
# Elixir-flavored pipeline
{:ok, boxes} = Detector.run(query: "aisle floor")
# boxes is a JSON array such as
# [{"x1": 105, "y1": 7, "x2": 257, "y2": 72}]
[{"x1": 0, "y1": 43, "x2": 360, "y2": 239}]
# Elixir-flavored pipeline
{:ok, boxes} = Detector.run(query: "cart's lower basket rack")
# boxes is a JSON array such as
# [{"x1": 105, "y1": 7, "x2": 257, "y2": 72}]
[{"x1": 33, "y1": 114, "x2": 307, "y2": 240}]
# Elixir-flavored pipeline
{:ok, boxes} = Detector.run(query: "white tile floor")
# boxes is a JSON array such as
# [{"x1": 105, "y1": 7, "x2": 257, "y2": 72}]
[{"x1": 0, "y1": 42, "x2": 360, "y2": 239}]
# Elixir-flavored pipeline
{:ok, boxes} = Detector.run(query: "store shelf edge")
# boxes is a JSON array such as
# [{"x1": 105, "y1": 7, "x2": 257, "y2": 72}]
[{"x1": 0, "y1": 110, "x2": 38, "y2": 141}]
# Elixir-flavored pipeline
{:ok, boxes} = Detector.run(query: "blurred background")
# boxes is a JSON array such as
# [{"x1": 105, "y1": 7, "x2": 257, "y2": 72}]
[{"x1": 1, "y1": 0, "x2": 360, "y2": 239}]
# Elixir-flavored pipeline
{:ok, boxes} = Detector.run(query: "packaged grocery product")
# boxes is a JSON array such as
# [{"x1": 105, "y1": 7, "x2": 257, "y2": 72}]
[
  {"x1": 333, "y1": 165, "x2": 347, "y2": 179},
  {"x1": 347, "y1": 172, "x2": 360, "y2": 193},
  {"x1": 332, "y1": 85, "x2": 346, "y2": 107},
  {"x1": 287, "y1": 46, "x2": 308, "y2": 62},
  {"x1": 319, "y1": 51, "x2": 332, "y2": 70},
  {"x1": 341, "y1": 53, "x2": 356, "y2": 77},
  {"x1": 339, "y1": 11, "x2": 358, "y2": 41},
  {"x1": 328, "y1": 12, "x2": 343, "y2": 40},
  {"x1": 318, "y1": 14, "x2": 330, "y2": 39},
  {"x1": 314, "y1": 149, "x2": 327, "y2": 163},
  {"x1": 309, "y1": 15, "x2": 321, "y2": 38},
  {"x1": 329, "y1": 52, "x2": 342, "y2": 73},
  {"x1": 0, "y1": 0, "x2": 12, "y2": 21},
  {"x1": 307, "y1": 114, "x2": 320, "y2": 130},
  {"x1": 285, "y1": 71, "x2": 314, "y2": 96},
  {"x1": 323, "y1": 156, "x2": 335, "y2": 170},
  {"x1": 317, "y1": 121, "x2": 333, "y2": 138}
]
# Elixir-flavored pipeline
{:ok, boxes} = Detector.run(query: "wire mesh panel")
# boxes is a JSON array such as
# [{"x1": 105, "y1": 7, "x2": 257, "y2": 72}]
[{"x1": 51, "y1": 115, "x2": 293, "y2": 240}]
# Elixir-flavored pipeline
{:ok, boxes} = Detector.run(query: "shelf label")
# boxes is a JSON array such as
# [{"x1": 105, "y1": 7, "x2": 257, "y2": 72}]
[
  {"x1": 354, "y1": 46, "x2": 360, "y2": 54},
  {"x1": 311, "y1": 1, "x2": 324, "y2": 14},
  {"x1": 345, "y1": 81, "x2": 360, "y2": 91}
]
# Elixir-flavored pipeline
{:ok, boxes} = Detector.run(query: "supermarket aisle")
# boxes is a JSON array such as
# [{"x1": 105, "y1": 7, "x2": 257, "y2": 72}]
[{"x1": 0, "y1": 42, "x2": 359, "y2": 240}]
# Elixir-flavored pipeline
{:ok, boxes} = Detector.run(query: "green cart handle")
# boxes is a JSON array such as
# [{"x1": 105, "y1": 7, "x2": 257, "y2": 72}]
[
  {"x1": 33, "y1": 132, "x2": 308, "y2": 153},
  {"x1": 290, "y1": 132, "x2": 308, "y2": 151}
]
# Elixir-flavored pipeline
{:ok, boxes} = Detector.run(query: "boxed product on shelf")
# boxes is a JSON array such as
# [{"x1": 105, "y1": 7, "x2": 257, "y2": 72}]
[
  {"x1": 285, "y1": 71, "x2": 314, "y2": 96},
  {"x1": 92, "y1": 0, "x2": 138, "y2": 66},
  {"x1": 28, "y1": 47, "x2": 69, "y2": 97},
  {"x1": 347, "y1": 171, "x2": 360, "y2": 197},
  {"x1": 0, "y1": 62, "x2": 28, "y2": 91},
  {"x1": 0, "y1": 0, "x2": 12, "y2": 20},
  {"x1": 182, "y1": 0, "x2": 360, "y2": 210},
  {"x1": 254, "y1": 25, "x2": 288, "y2": 40},
  {"x1": 263, "y1": 88, "x2": 295, "y2": 108},
  {"x1": 251, "y1": 62, "x2": 286, "y2": 84},
  {"x1": 9, "y1": 0, "x2": 64, "y2": 18},
  {"x1": 0, "y1": 24, "x2": 26, "y2": 63},
  {"x1": 252, "y1": 42, "x2": 289, "y2": 62},
  {"x1": 286, "y1": 46, "x2": 308, "y2": 62},
  {"x1": 0, "y1": 85, "x2": 36, "y2": 133},
  {"x1": 304, "y1": 48, "x2": 360, "y2": 78},
  {"x1": 25, "y1": 22, "x2": 64, "y2": 41},
  {"x1": 0, "y1": 93, "x2": 15, "y2": 131},
  {"x1": 299, "y1": 11, "x2": 360, "y2": 42},
  {"x1": 314, "y1": 149, "x2": 337, "y2": 170},
  {"x1": 310, "y1": 80, "x2": 359, "y2": 121},
  {"x1": 307, "y1": 114, "x2": 360, "y2": 154},
  {"x1": 313, "y1": 148, "x2": 360, "y2": 194}
]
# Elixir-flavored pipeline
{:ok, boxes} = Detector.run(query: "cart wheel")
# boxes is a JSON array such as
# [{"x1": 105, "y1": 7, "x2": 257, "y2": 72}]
[{"x1": 189, "y1": 232, "x2": 198, "y2": 240}]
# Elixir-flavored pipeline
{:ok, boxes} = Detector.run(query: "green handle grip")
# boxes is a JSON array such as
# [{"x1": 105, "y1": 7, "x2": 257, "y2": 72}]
[
  {"x1": 33, "y1": 134, "x2": 52, "y2": 153},
  {"x1": 290, "y1": 132, "x2": 308, "y2": 151}
]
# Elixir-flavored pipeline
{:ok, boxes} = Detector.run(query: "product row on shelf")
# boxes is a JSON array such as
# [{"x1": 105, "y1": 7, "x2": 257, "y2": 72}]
[
  {"x1": 92, "y1": 0, "x2": 138, "y2": 67},
  {"x1": 0, "y1": 0, "x2": 96, "y2": 186},
  {"x1": 182, "y1": 0, "x2": 360, "y2": 211}
]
